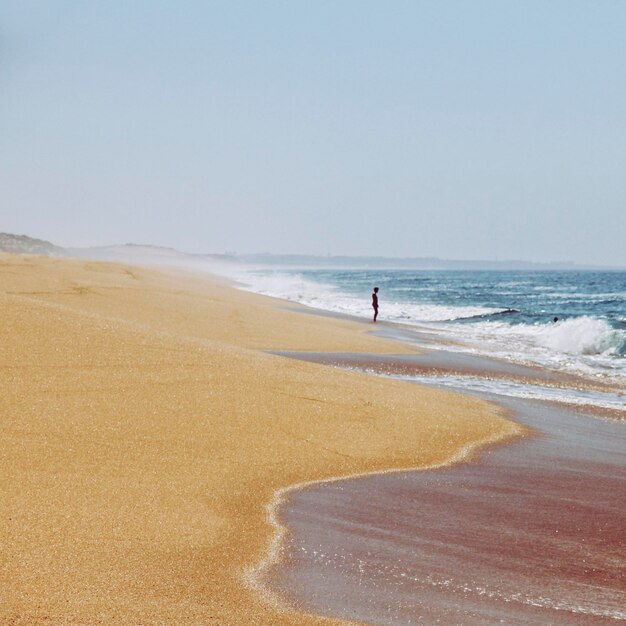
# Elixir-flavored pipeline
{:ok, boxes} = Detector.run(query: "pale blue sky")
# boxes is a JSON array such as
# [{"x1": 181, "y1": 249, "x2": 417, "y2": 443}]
[{"x1": 2, "y1": 1, "x2": 625, "y2": 265}]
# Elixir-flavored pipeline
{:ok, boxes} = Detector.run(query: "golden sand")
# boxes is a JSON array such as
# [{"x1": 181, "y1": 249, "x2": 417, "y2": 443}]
[{"x1": 0, "y1": 255, "x2": 520, "y2": 625}]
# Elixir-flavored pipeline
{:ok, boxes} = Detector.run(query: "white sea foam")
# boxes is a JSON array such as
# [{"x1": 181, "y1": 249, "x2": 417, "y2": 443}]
[
  {"x1": 383, "y1": 372, "x2": 626, "y2": 413},
  {"x1": 233, "y1": 270, "x2": 507, "y2": 322},
  {"x1": 420, "y1": 317, "x2": 626, "y2": 382},
  {"x1": 230, "y1": 269, "x2": 626, "y2": 384},
  {"x1": 537, "y1": 317, "x2": 624, "y2": 355},
  {"x1": 449, "y1": 316, "x2": 625, "y2": 358}
]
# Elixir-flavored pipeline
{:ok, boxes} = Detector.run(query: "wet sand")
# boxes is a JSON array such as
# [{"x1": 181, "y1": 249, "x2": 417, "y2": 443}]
[
  {"x1": 276, "y1": 345, "x2": 623, "y2": 392},
  {"x1": 0, "y1": 255, "x2": 519, "y2": 625},
  {"x1": 269, "y1": 353, "x2": 626, "y2": 625},
  {"x1": 274, "y1": 350, "x2": 625, "y2": 418}
]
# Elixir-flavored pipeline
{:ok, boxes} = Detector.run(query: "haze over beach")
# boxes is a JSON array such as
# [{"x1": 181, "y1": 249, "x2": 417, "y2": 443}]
[
  {"x1": 2, "y1": 1, "x2": 626, "y2": 267},
  {"x1": 1, "y1": 2, "x2": 625, "y2": 625}
]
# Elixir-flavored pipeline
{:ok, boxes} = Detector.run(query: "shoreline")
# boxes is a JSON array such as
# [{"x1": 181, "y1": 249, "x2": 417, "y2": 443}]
[
  {"x1": 268, "y1": 352, "x2": 625, "y2": 624},
  {"x1": 1, "y1": 254, "x2": 520, "y2": 625},
  {"x1": 234, "y1": 267, "x2": 626, "y2": 389},
  {"x1": 271, "y1": 350, "x2": 625, "y2": 420},
  {"x1": 244, "y1": 415, "x2": 522, "y2": 619}
]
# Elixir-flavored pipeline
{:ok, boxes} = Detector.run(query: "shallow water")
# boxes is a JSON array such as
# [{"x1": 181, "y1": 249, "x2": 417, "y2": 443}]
[{"x1": 268, "y1": 355, "x2": 626, "y2": 625}]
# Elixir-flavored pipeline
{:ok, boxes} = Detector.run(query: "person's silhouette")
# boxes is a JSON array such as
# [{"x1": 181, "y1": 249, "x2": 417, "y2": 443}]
[{"x1": 372, "y1": 287, "x2": 379, "y2": 322}]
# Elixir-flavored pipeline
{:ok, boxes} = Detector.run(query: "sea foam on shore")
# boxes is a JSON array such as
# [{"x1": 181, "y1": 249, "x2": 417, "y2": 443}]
[{"x1": 232, "y1": 268, "x2": 626, "y2": 384}]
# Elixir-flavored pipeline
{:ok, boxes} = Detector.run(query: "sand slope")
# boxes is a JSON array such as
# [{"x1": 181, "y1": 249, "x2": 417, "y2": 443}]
[{"x1": 0, "y1": 255, "x2": 519, "y2": 625}]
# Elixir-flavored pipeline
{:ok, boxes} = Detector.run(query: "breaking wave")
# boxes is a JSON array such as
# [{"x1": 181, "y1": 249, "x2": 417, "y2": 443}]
[
  {"x1": 536, "y1": 316, "x2": 625, "y2": 356},
  {"x1": 423, "y1": 317, "x2": 626, "y2": 382},
  {"x1": 449, "y1": 317, "x2": 625, "y2": 358},
  {"x1": 234, "y1": 270, "x2": 512, "y2": 322},
  {"x1": 229, "y1": 268, "x2": 626, "y2": 383}
]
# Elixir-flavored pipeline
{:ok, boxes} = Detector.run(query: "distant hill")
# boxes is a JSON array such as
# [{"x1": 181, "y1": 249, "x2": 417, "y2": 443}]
[
  {"x1": 67, "y1": 243, "x2": 192, "y2": 260},
  {"x1": 234, "y1": 253, "x2": 608, "y2": 271},
  {"x1": 67, "y1": 243, "x2": 240, "y2": 266},
  {"x1": 0, "y1": 233, "x2": 64, "y2": 256},
  {"x1": 243, "y1": 253, "x2": 504, "y2": 270},
  {"x1": 1, "y1": 233, "x2": 622, "y2": 270}
]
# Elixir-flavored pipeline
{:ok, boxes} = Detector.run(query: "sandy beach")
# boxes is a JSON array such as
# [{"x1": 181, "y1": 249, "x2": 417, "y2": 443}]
[{"x1": 1, "y1": 255, "x2": 520, "y2": 625}]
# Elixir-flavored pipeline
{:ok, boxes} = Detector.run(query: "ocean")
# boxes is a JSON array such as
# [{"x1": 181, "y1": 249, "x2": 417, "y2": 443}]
[
  {"x1": 235, "y1": 268, "x2": 626, "y2": 388},
  {"x1": 237, "y1": 267, "x2": 626, "y2": 624}
]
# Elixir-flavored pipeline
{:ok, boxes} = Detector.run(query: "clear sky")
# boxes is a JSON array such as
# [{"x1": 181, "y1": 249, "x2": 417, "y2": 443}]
[{"x1": 1, "y1": 1, "x2": 625, "y2": 265}]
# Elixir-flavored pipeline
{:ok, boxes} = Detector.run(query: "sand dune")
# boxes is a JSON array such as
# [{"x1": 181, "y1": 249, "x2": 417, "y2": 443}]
[{"x1": 0, "y1": 255, "x2": 519, "y2": 625}]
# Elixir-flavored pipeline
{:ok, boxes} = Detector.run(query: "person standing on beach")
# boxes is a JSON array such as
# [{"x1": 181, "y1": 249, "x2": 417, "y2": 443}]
[{"x1": 372, "y1": 287, "x2": 379, "y2": 322}]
